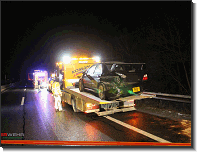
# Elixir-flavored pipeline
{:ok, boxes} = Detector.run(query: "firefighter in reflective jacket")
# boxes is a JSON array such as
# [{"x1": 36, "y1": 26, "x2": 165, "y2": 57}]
[{"x1": 52, "y1": 81, "x2": 62, "y2": 112}]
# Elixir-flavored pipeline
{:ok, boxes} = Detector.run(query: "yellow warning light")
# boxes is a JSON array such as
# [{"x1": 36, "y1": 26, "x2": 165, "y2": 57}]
[
  {"x1": 79, "y1": 57, "x2": 89, "y2": 60},
  {"x1": 79, "y1": 61, "x2": 88, "y2": 63},
  {"x1": 72, "y1": 58, "x2": 78, "y2": 60}
]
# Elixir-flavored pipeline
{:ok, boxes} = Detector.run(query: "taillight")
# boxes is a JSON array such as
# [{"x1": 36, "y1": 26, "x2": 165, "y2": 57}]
[
  {"x1": 143, "y1": 74, "x2": 148, "y2": 81},
  {"x1": 86, "y1": 103, "x2": 92, "y2": 109},
  {"x1": 86, "y1": 103, "x2": 99, "y2": 110}
]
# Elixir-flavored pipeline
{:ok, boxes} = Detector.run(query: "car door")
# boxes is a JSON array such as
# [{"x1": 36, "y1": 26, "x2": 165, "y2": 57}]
[
  {"x1": 91, "y1": 64, "x2": 103, "y2": 90},
  {"x1": 83, "y1": 64, "x2": 97, "y2": 88}
]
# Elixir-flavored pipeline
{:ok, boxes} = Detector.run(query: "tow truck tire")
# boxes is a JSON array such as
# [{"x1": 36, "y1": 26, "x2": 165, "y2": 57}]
[
  {"x1": 79, "y1": 79, "x2": 84, "y2": 92},
  {"x1": 98, "y1": 83, "x2": 107, "y2": 100},
  {"x1": 71, "y1": 98, "x2": 80, "y2": 112}
]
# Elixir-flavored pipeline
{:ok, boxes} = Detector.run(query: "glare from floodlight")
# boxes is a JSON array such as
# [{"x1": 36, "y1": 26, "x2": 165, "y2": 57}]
[
  {"x1": 63, "y1": 56, "x2": 71, "y2": 64},
  {"x1": 93, "y1": 56, "x2": 100, "y2": 62}
]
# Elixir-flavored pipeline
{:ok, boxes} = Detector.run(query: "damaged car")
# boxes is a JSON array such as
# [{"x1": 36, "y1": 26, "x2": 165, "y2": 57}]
[{"x1": 79, "y1": 62, "x2": 148, "y2": 100}]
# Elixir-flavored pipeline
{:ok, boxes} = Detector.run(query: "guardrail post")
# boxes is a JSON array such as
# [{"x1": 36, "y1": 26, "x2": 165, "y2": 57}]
[
  {"x1": 159, "y1": 100, "x2": 162, "y2": 108},
  {"x1": 169, "y1": 101, "x2": 172, "y2": 109},
  {"x1": 182, "y1": 102, "x2": 185, "y2": 113}
]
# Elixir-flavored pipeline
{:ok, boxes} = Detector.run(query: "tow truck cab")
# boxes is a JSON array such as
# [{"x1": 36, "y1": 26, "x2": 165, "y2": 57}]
[{"x1": 55, "y1": 57, "x2": 100, "y2": 89}]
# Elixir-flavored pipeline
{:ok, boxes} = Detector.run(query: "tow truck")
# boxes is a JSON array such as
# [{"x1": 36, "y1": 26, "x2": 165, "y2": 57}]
[{"x1": 55, "y1": 56, "x2": 155, "y2": 116}]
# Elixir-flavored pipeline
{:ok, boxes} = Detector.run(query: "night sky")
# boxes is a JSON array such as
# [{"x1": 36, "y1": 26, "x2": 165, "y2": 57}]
[{"x1": 1, "y1": 1, "x2": 191, "y2": 83}]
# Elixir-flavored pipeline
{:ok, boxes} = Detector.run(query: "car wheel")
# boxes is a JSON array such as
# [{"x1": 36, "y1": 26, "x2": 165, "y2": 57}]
[
  {"x1": 79, "y1": 79, "x2": 84, "y2": 92},
  {"x1": 98, "y1": 83, "x2": 107, "y2": 100},
  {"x1": 71, "y1": 98, "x2": 80, "y2": 112}
]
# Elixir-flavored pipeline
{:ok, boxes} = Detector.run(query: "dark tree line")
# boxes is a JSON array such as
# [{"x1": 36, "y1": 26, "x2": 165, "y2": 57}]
[{"x1": 112, "y1": 17, "x2": 191, "y2": 95}]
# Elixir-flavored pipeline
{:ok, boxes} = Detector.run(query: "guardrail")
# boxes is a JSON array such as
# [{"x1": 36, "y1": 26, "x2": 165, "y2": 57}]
[
  {"x1": 1, "y1": 83, "x2": 15, "y2": 93},
  {"x1": 135, "y1": 92, "x2": 191, "y2": 114},
  {"x1": 143, "y1": 92, "x2": 191, "y2": 103}
]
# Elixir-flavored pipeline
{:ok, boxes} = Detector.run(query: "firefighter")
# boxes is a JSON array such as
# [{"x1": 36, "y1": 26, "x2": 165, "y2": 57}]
[{"x1": 52, "y1": 78, "x2": 62, "y2": 112}]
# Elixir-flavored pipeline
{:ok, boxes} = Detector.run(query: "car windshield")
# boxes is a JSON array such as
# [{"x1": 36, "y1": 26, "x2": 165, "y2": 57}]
[
  {"x1": 105, "y1": 64, "x2": 113, "y2": 71},
  {"x1": 113, "y1": 64, "x2": 146, "y2": 72}
]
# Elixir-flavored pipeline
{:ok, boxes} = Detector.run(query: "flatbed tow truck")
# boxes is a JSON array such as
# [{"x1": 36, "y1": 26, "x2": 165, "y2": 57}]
[{"x1": 55, "y1": 56, "x2": 155, "y2": 116}]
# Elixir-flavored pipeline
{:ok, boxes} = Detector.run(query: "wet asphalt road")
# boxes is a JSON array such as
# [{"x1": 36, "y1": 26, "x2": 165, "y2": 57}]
[{"x1": 1, "y1": 87, "x2": 191, "y2": 145}]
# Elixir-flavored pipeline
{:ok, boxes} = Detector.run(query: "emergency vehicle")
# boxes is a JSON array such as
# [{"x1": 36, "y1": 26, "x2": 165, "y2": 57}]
[
  {"x1": 34, "y1": 70, "x2": 49, "y2": 89},
  {"x1": 54, "y1": 56, "x2": 155, "y2": 116}
]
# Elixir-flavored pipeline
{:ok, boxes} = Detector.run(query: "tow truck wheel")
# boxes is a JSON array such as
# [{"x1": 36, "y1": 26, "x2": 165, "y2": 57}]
[
  {"x1": 71, "y1": 98, "x2": 80, "y2": 112},
  {"x1": 79, "y1": 79, "x2": 84, "y2": 92},
  {"x1": 98, "y1": 83, "x2": 106, "y2": 100}
]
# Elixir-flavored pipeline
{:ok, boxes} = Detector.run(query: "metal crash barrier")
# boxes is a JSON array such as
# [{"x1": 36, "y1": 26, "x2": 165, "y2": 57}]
[{"x1": 138, "y1": 92, "x2": 191, "y2": 114}]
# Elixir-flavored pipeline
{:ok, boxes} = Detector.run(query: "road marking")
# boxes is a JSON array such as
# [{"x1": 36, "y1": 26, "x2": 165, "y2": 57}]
[
  {"x1": 104, "y1": 116, "x2": 171, "y2": 143},
  {"x1": 21, "y1": 97, "x2": 25, "y2": 105}
]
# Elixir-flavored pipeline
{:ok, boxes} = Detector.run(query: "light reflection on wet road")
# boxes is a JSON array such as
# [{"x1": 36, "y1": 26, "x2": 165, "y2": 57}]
[{"x1": 1, "y1": 88, "x2": 191, "y2": 143}]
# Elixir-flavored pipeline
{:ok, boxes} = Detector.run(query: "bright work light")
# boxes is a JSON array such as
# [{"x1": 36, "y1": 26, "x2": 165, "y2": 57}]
[
  {"x1": 93, "y1": 56, "x2": 100, "y2": 62},
  {"x1": 63, "y1": 56, "x2": 71, "y2": 64}
]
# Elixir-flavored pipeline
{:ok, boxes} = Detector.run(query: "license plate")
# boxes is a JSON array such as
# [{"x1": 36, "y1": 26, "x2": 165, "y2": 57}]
[
  {"x1": 132, "y1": 87, "x2": 140, "y2": 92},
  {"x1": 101, "y1": 102, "x2": 119, "y2": 109}
]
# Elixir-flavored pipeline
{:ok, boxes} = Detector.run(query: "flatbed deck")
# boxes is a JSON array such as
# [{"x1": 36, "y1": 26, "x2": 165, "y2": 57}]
[
  {"x1": 69, "y1": 88, "x2": 155, "y2": 103},
  {"x1": 62, "y1": 88, "x2": 156, "y2": 116}
]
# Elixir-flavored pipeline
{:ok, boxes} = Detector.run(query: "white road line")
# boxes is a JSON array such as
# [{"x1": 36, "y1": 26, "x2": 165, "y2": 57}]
[
  {"x1": 104, "y1": 116, "x2": 171, "y2": 143},
  {"x1": 21, "y1": 97, "x2": 25, "y2": 105}
]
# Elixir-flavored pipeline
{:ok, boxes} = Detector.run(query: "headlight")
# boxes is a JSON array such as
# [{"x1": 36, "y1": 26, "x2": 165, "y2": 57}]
[{"x1": 42, "y1": 82, "x2": 46, "y2": 86}]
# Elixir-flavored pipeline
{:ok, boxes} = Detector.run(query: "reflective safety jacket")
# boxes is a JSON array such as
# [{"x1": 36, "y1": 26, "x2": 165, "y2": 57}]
[
  {"x1": 50, "y1": 80, "x2": 54, "y2": 85},
  {"x1": 52, "y1": 82, "x2": 62, "y2": 96},
  {"x1": 49, "y1": 80, "x2": 54, "y2": 88}
]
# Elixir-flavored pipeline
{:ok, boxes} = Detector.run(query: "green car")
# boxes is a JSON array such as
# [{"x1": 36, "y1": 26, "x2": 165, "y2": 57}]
[{"x1": 79, "y1": 62, "x2": 148, "y2": 100}]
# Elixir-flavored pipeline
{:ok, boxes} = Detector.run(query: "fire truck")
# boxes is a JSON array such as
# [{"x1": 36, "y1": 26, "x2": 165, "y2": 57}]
[
  {"x1": 34, "y1": 70, "x2": 49, "y2": 89},
  {"x1": 54, "y1": 56, "x2": 155, "y2": 116}
]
